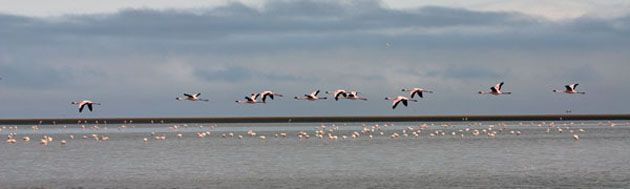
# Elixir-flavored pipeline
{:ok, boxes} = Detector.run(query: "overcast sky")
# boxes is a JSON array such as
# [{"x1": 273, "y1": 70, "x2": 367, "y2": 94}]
[{"x1": 1, "y1": 0, "x2": 629, "y2": 118}]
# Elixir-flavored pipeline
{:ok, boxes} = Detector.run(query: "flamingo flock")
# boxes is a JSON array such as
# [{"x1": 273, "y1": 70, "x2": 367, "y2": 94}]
[
  {"x1": 3, "y1": 120, "x2": 621, "y2": 146},
  {"x1": 66, "y1": 82, "x2": 586, "y2": 112}
]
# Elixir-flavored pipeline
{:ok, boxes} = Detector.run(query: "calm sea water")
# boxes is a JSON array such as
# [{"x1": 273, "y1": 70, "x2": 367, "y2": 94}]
[{"x1": 1, "y1": 121, "x2": 629, "y2": 188}]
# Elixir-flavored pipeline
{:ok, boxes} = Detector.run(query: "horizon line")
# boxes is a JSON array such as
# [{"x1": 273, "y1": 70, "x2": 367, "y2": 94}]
[{"x1": 1, "y1": 114, "x2": 629, "y2": 125}]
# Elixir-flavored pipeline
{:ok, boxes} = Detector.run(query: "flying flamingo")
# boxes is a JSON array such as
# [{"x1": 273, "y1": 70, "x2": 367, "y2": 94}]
[
  {"x1": 325, "y1": 89, "x2": 349, "y2": 101},
  {"x1": 295, "y1": 90, "x2": 328, "y2": 101},
  {"x1": 385, "y1": 96, "x2": 417, "y2": 109},
  {"x1": 402, "y1": 88, "x2": 433, "y2": 98},
  {"x1": 176, "y1": 93, "x2": 209, "y2": 101},
  {"x1": 71, "y1": 100, "x2": 101, "y2": 112},
  {"x1": 345, "y1": 91, "x2": 368, "y2": 100},
  {"x1": 478, "y1": 82, "x2": 511, "y2": 95},
  {"x1": 259, "y1": 91, "x2": 283, "y2": 103},
  {"x1": 553, "y1": 83, "x2": 585, "y2": 94},
  {"x1": 236, "y1": 93, "x2": 264, "y2": 104}
]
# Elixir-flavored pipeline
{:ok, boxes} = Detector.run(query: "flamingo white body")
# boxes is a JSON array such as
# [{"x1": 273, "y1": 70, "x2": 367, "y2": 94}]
[
  {"x1": 295, "y1": 90, "x2": 328, "y2": 101},
  {"x1": 402, "y1": 88, "x2": 433, "y2": 98},
  {"x1": 325, "y1": 90, "x2": 348, "y2": 101},
  {"x1": 71, "y1": 100, "x2": 101, "y2": 112},
  {"x1": 259, "y1": 91, "x2": 283, "y2": 103},
  {"x1": 479, "y1": 82, "x2": 511, "y2": 95},
  {"x1": 236, "y1": 93, "x2": 264, "y2": 104},
  {"x1": 176, "y1": 93, "x2": 209, "y2": 101},
  {"x1": 344, "y1": 91, "x2": 368, "y2": 101},
  {"x1": 554, "y1": 83, "x2": 585, "y2": 94},
  {"x1": 385, "y1": 96, "x2": 417, "y2": 109}
]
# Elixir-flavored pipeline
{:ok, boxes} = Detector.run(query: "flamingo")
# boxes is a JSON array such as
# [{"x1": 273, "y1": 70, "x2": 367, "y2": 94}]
[
  {"x1": 385, "y1": 96, "x2": 417, "y2": 109},
  {"x1": 295, "y1": 90, "x2": 328, "y2": 101},
  {"x1": 325, "y1": 90, "x2": 348, "y2": 101},
  {"x1": 478, "y1": 82, "x2": 511, "y2": 95},
  {"x1": 71, "y1": 100, "x2": 101, "y2": 112},
  {"x1": 236, "y1": 93, "x2": 264, "y2": 104},
  {"x1": 401, "y1": 88, "x2": 433, "y2": 98},
  {"x1": 176, "y1": 93, "x2": 209, "y2": 101},
  {"x1": 553, "y1": 83, "x2": 585, "y2": 94},
  {"x1": 259, "y1": 91, "x2": 283, "y2": 103},
  {"x1": 345, "y1": 91, "x2": 368, "y2": 100}
]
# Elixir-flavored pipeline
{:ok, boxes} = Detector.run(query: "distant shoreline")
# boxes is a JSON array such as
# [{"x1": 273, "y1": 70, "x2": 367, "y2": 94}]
[{"x1": 1, "y1": 114, "x2": 629, "y2": 125}]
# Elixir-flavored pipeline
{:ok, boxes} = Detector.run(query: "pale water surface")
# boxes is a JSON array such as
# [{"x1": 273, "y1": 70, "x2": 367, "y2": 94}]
[{"x1": 1, "y1": 121, "x2": 629, "y2": 188}]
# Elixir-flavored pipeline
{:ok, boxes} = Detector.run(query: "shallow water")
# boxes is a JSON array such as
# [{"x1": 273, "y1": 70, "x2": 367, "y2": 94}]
[{"x1": 1, "y1": 121, "x2": 629, "y2": 188}]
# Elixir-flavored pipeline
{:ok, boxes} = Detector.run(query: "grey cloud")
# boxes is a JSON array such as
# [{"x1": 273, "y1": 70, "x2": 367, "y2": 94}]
[
  {"x1": 0, "y1": 0, "x2": 627, "y2": 59},
  {"x1": 1, "y1": 0, "x2": 609, "y2": 52},
  {"x1": 23, "y1": 4, "x2": 534, "y2": 34},
  {"x1": 195, "y1": 67, "x2": 253, "y2": 82},
  {"x1": 0, "y1": 63, "x2": 75, "y2": 89},
  {"x1": 567, "y1": 16, "x2": 630, "y2": 35},
  {"x1": 264, "y1": 73, "x2": 306, "y2": 82},
  {"x1": 194, "y1": 66, "x2": 308, "y2": 83},
  {"x1": 425, "y1": 65, "x2": 505, "y2": 80},
  {"x1": 561, "y1": 64, "x2": 598, "y2": 82}
]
